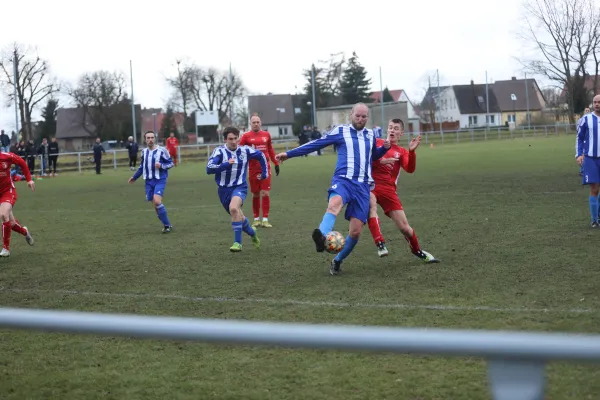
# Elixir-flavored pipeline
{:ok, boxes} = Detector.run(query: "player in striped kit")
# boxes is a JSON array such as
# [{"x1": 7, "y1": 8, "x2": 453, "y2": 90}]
[
  {"x1": 576, "y1": 95, "x2": 600, "y2": 227},
  {"x1": 275, "y1": 103, "x2": 390, "y2": 275},
  {"x1": 207, "y1": 126, "x2": 269, "y2": 252},
  {"x1": 128, "y1": 131, "x2": 174, "y2": 233}
]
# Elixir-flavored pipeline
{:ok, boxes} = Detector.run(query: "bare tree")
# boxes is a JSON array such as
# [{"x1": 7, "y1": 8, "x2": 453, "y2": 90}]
[
  {"x1": 0, "y1": 43, "x2": 60, "y2": 141},
  {"x1": 416, "y1": 71, "x2": 446, "y2": 130},
  {"x1": 317, "y1": 52, "x2": 346, "y2": 100},
  {"x1": 519, "y1": 0, "x2": 600, "y2": 122},
  {"x1": 68, "y1": 70, "x2": 127, "y2": 138},
  {"x1": 166, "y1": 59, "x2": 193, "y2": 115}
]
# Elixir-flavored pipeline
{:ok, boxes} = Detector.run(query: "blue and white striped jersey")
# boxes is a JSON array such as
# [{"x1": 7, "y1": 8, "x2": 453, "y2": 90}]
[
  {"x1": 206, "y1": 145, "x2": 268, "y2": 187},
  {"x1": 132, "y1": 146, "x2": 174, "y2": 181},
  {"x1": 286, "y1": 124, "x2": 388, "y2": 184},
  {"x1": 576, "y1": 113, "x2": 600, "y2": 158}
]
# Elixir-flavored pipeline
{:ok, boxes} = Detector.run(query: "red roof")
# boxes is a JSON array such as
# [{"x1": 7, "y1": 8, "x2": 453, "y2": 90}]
[{"x1": 370, "y1": 89, "x2": 404, "y2": 103}]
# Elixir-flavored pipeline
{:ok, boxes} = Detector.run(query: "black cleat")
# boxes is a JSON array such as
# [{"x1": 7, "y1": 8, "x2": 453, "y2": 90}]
[
  {"x1": 591, "y1": 222, "x2": 599, "y2": 228},
  {"x1": 162, "y1": 225, "x2": 173, "y2": 234},
  {"x1": 312, "y1": 228, "x2": 326, "y2": 252},
  {"x1": 330, "y1": 259, "x2": 341, "y2": 275}
]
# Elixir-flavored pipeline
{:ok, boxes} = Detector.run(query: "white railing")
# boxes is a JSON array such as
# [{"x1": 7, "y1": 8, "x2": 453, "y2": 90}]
[{"x1": 0, "y1": 306, "x2": 598, "y2": 400}]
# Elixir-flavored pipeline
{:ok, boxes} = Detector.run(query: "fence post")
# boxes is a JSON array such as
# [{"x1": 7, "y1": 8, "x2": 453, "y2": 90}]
[
  {"x1": 113, "y1": 151, "x2": 117, "y2": 169},
  {"x1": 177, "y1": 146, "x2": 181, "y2": 165},
  {"x1": 77, "y1": 153, "x2": 81, "y2": 174}
]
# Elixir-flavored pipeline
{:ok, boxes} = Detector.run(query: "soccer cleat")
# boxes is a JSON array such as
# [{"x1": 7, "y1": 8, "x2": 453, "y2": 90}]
[
  {"x1": 312, "y1": 228, "x2": 326, "y2": 252},
  {"x1": 376, "y1": 241, "x2": 389, "y2": 257},
  {"x1": 0, "y1": 248, "x2": 10, "y2": 257},
  {"x1": 251, "y1": 232, "x2": 260, "y2": 249},
  {"x1": 415, "y1": 250, "x2": 440, "y2": 264},
  {"x1": 23, "y1": 226, "x2": 34, "y2": 246},
  {"x1": 592, "y1": 221, "x2": 599, "y2": 228},
  {"x1": 330, "y1": 259, "x2": 341, "y2": 275},
  {"x1": 261, "y1": 220, "x2": 273, "y2": 228},
  {"x1": 230, "y1": 242, "x2": 242, "y2": 252},
  {"x1": 252, "y1": 219, "x2": 262, "y2": 228},
  {"x1": 162, "y1": 225, "x2": 173, "y2": 234}
]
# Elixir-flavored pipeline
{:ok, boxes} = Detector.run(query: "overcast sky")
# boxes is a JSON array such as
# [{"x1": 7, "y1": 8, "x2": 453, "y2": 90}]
[{"x1": 0, "y1": 0, "x2": 537, "y2": 132}]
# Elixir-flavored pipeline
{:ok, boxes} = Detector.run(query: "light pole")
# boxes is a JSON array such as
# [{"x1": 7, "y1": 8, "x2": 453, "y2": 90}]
[{"x1": 307, "y1": 101, "x2": 313, "y2": 127}]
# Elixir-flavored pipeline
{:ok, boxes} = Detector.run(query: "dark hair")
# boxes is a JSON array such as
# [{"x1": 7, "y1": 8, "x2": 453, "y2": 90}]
[
  {"x1": 222, "y1": 126, "x2": 240, "y2": 140},
  {"x1": 144, "y1": 130, "x2": 155, "y2": 138},
  {"x1": 390, "y1": 118, "x2": 404, "y2": 129}
]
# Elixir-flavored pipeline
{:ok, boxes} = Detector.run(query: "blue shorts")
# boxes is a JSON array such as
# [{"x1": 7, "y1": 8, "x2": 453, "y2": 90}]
[
  {"x1": 218, "y1": 184, "x2": 248, "y2": 214},
  {"x1": 582, "y1": 157, "x2": 600, "y2": 185},
  {"x1": 327, "y1": 177, "x2": 371, "y2": 223},
  {"x1": 145, "y1": 179, "x2": 167, "y2": 201}
]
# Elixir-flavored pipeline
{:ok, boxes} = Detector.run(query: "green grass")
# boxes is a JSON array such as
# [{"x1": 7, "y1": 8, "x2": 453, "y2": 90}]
[{"x1": 1, "y1": 134, "x2": 599, "y2": 399}]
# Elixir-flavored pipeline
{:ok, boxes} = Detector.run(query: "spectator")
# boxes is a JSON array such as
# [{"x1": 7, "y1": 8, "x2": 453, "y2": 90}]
[
  {"x1": 125, "y1": 136, "x2": 139, "y2": 170},
  {"x1": 37, "y1": 138, "x2": 49, "y2": 175},
  {"x1": 0, "y1": 130, "x2": 10, "y2": 152},
  {"x1": 48, "y1": 137, "x2": 59, "y2": 177},
  {"x1": 92, "y1": 138, "x2": 106, "y2": 175},
  {"x1": 25, "y1": 139, "x2": 36, "y2": 175}
]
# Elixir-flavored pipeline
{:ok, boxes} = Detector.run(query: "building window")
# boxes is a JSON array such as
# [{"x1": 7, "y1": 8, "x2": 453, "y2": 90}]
[
  {"x1": 508, "y1": 114, "x2": 516, "y2": 123},
  {"x1": 278, "y1": 127, "x2": 282, "y2": 135},
  {"x1": 469, "y1": 115, "x2": 478, "y2": 125},
  {"x1": 486, "y1": 115, "x2": 495, "y2": 124},
  {"x1": 284, "y1": 127, "x2": 289, "y2": 135}
]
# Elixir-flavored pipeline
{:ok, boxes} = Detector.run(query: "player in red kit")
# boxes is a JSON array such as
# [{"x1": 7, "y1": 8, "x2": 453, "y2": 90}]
[
  {"x1": 0, "y1": 152, "x2": 36, "y2": 257},
  {"x1": 239, "y1": 115, "x2": 280, "y2": 228},
  {"x1": 367, "y1": 118, "x2": 439, "y2": 263},
  {"x1": 165, "y1": 132, "x2": 179, "y2": 166}
]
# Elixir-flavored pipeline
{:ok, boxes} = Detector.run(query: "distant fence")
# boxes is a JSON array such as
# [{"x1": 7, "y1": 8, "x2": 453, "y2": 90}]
[
  {"x1": 1, "y1": 306, "x2": 599, "y2": 400},
  {"x1": 21, "y1": 124, "x2": 578, "y2": 175}
]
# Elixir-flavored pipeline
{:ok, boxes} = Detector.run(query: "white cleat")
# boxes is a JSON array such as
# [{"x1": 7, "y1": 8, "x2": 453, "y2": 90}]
[
  {"x1": 23, "y1": 227, "x2": 34, "y2": 246},
  {"x1": 416, "y1": 250, "x2": 440, "y2": 264},
  {"x1": 376, "y1": 241, "x2": 389, "y2": 257},
  {"x1": 0, "y1": 248, "x2": 10, "y2": 257}
]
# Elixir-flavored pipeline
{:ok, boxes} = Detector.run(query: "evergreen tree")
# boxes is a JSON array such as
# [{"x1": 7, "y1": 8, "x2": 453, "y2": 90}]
[
  {"x1": 38, "y1": 98, "x2": 58, "y2": 141},
  {"x1": 160, "y1": 106, "x2": 177, "y2": 139},
  {"x1": 382, "y1": 87, "x2": 394, "y2": 102},
  {"x1": 339, "y1": 52, "x2": 372, "y2": 105}
]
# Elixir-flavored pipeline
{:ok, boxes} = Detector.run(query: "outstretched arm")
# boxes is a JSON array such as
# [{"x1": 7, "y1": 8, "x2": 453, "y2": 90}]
[{"x1": 283, "y1": 134, "x2": 339, "y2": 159}]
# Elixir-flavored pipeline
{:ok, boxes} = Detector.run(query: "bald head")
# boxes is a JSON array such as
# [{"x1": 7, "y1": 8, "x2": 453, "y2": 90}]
[
  {"x1": 250, "y1": 115, "x2": 262, "y2": 132},
  {"x1": 593, "y1": 95, "x2": 600, "y2": 115},
  {"x1": 350, "y1": 103, "x2": 369, "y2": 130}
]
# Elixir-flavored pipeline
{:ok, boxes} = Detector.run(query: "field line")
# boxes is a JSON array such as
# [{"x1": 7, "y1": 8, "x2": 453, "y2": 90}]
[{"x1": 0, "y1": 287, "x2": 593, "y2": 315}]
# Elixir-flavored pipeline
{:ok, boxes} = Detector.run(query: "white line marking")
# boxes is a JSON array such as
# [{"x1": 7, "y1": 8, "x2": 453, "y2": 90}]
[{"x1": 0, "y1": 288, "x2": 593, "y2": 314}]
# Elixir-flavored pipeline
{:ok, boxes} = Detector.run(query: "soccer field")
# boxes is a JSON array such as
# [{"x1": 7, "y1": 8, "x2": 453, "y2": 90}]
[{"x1": 1, "y1": 134, "x2": 599, "y2": 399}]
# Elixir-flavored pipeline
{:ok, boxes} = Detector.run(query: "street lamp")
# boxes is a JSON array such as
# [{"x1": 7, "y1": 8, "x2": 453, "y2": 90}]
[{"x1": 307, "y1": 101, "x2": 313, "y2": 127}]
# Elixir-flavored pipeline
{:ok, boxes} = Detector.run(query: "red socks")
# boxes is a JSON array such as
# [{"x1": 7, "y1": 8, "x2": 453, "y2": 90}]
[
  {"x1": 2, "y1": 221, "x2": 11, "y2": 250},
  {"x1": 252, "y1": 196, "x2": 260, "y2": 219},
  {"x1": 11, "y1": 219, "x2": 27, "y2": 235},
  {"x1": 404, "y1": 229, "x2": 421, "y2": 254},
  {"x1": 262, "y1": 196, "x2": 270, "y2": 218},
  {"x1": 367, "y1": 217, "x2": 384, "y2": 244}
]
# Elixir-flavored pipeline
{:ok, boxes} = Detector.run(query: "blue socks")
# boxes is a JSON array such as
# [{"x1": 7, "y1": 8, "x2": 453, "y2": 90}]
[
  {"x1": 156, "y1": 204, "x2": 170, "y2": 226},
  {"x1": 590, "y1": 196, "x2": 599, "y2": 223},
  {"x1": 242, "y1": 218, "x2": 255, "y2": 237},
  {"x1": 319, "y1": 212, "x2": 337, "y2": 235},
  {"x1": 334, "y1": 235, "x2": 358, "y2": 262},
  {"x1": 232, "y1": 221, "x2": 243, "y2": 243}
]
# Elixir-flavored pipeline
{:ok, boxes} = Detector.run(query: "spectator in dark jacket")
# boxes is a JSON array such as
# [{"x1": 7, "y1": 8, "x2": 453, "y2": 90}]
[
  {"x1": 25, "y1": 139, "x2": 36, "y2": 174},
  {"x1": 125, "y1": 136, "x2": 139, "y2": 170},
  {"x1": 92, "y1": 138, "x2": 106, "y2": 174},
  {"x1": 0, "y1": 130, "x2": 10, "y2": 152},
  {"x1": 48, "y1": 137, "x2": 59, "y2": 176}
]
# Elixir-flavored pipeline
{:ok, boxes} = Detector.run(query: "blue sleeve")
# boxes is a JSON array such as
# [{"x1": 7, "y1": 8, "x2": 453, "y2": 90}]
[
  {"x1": 286, "y1": 133, "x2": 340, "y2": 158},
  {"x1": 247, "y1": 147, "x2": 269, "y2": 179},
  {"x1": 206, "y1": 148, "x2": 230, "y2": 175},
  {"x1": 160, "y1": 149, "x2": 174, "y2": 170},
  {"x1": 132, "y1": 152, "x2": 144, "y2": 180},
  {"x1": 576, "y1": 117, "x2": 586, "y2": 157},
  {"x1": 372, "y1": 140, "x2": 388, "y2": 161}
]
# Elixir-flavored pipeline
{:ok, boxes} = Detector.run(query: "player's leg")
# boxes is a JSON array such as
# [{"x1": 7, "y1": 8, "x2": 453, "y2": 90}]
[
  {"x1": 249, "y1": 175, "x2": 262, "y2": 227},
  {"x1": 312, "y1": 182, "x2": 347, "y2": 252},
  {"x1": 8, "y1": 210, "x2": 33, "y2": 246},
  {"x1": 388, "y1": 209, "x2": 439, "y2": 263},
  {"x1": 582, "y1": 157, "x2": 600, "y2": 226},
  {"x1": 229, "y1": 195, "x2": 244, "y2": 251},
  {"x1": 148, "y1": 180, "x2": 172, "y2": 232},
  {"x1": 0, "y1": 201, "x2": 13, "y2": 256},
  {"x1": 330, "y1": 217, "x2": 364, "y2": 275},
  {"x1": 366, "y1": 192, "x2": 388, "y2": 257},
  {"x1": 259, "y1": 175, "x2": 272, "y2": 227}
]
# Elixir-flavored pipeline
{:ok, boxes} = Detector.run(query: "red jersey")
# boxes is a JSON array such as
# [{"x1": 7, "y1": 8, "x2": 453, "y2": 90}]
[
  {"x1": 165, "y1": 137, "x2": 179, "y2": 150},
  {"x1": 0, "y1": 152, "x2": 31, "y2": 192},
  {"x1": 239, "y1": 130, "x2": 279, "y2": 170},
  {"x1": 371, "y1": 138, "x2": 416, "y2": 189}
]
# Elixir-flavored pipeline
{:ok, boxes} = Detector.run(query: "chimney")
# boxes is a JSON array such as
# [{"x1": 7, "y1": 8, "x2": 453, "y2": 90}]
[
  {"x1": 470, "y1": 80, "x2": 474, "y2": 85},
  {"x1": 511, "y1": 77, "x2": 516, "y2": 80}
]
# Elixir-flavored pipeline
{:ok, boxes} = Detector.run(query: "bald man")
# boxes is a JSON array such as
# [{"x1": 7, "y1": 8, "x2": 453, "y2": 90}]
[
  {"x1": 576, "y1": 94, "x2": 600, "y2": 227},
  {"x1": 276, "y1": 103, "x2": 390, "y2": 275}
]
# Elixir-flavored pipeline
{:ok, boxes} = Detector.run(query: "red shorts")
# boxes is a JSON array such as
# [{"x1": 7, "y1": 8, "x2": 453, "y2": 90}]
[
  {"x1": 0, "y1": 188, "x2": 17, "y2": 206},
  {"x1": 249, "y1": 170, "x2": 271, "y2": 193},
  {"x1": 372, "y1": 186, "x2": 402, "y2": 215}
]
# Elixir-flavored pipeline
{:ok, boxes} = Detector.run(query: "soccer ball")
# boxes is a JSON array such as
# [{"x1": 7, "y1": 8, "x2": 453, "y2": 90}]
[{"x1": 325, "y1": 231, "x2": 345, "y2": 254}]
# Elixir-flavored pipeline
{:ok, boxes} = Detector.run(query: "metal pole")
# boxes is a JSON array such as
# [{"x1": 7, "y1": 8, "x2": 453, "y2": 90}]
[
  {"x1": 525, "y1": 72, "x2": 531, "y2": 130},
  {"x1": 486, "y1": 71, "x2": 490, "y2": 131},
  {"x1": 130, "y1": 60, "x2": 138, "y2": 143},
  {"x1": 437, "y1": 69, "x2": 444, "y2": 141},
  {"x1": 12, "y1": 51, "x2": 19, "y2": 138},
  {"x1": 229, "y1": 62, "x2": 234, "y2": 125},
  {"x1": 380, "y1": 66, "x2": 384, "y2": 127},
  {"x1": 311, "y1": 64, "x2": 317, "y2": 127}
]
